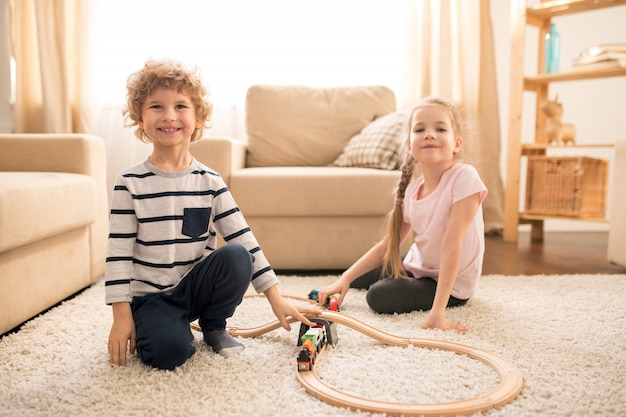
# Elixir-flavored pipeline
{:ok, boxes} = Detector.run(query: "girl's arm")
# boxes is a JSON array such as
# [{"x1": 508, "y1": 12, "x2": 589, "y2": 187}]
[
  {"x1": 422, "y1": 192, "x2": 481, "y2": 333},
  {"x1": 318, "y1": 222, "x2": 413, "y2": 306}
]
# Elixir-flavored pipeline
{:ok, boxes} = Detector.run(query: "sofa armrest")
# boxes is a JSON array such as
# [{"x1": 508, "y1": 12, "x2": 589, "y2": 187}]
[
  {"x1": 190, "y1": 136, "x2": 247, "y2": 185},
  {"x1": 0, "y1": 133, "x2": 104, "y2": 173},
  {"x1": 0, "y1": 133, "x2": 109, "y2": 281}
]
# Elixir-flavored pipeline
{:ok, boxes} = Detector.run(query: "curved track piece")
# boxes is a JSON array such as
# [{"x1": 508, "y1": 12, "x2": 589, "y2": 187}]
[
  {"x1": 191, "y1": 295, "x2": 524, "y2": 416},
  {"x1": 298, "y1": 313, "x2": 523, "y2": 416}
]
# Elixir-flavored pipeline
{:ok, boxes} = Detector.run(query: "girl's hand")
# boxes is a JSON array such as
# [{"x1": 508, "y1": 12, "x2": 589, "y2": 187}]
[
  {"x1": 421, "y1": 310, "x2": 468, "y2": 334},
  {"x1": 317, "y1": 275, "x2": 351, "y2": 308}
]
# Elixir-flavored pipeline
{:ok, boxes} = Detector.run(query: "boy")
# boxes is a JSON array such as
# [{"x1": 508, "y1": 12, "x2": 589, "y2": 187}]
[{"x1": 106, "y1": 59, "x2": 316, "y2": 370}]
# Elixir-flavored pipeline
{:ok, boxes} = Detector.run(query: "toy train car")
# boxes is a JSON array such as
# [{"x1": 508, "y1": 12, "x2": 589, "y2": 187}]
[
  {"x1": 297, "y1": 324, "x2": 327, "y2": 371},
  {"x1": 307, "y1": 288, "x2": 339, "y2": 311}
]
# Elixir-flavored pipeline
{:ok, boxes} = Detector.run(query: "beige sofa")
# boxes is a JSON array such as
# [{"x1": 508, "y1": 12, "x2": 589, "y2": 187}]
[
  {"x1": 191, "y1": 85, "x2": 409, "y2": 270},
  {"x1": 0, "y1": 134, "x2": 108, "y2": 335},
  {"x1": 608, "y1": 136, "x2": 626, "y2": 268}
]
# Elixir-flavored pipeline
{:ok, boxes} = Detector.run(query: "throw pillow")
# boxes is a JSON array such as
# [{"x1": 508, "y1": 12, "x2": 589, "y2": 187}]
[{"x1": 331, "y1": 110, "x2": 409, "y2": 170}]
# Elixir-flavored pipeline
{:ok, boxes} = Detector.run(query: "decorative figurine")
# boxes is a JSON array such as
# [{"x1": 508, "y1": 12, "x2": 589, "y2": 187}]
[{"x1": 542, "y1": 95, "x2": 576, "y2": 146}]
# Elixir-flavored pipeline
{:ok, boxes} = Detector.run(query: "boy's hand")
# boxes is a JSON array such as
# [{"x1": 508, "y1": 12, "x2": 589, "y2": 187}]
[
  {"x1": 108, "y1": 302, "x2": 136, "y2": 367},
  {"x1": 264, "y1": 286, "x2": 318, "y2": 331}
]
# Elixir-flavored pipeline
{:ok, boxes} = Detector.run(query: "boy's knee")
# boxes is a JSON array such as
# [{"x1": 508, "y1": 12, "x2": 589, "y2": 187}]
[
  {"x1": 139, "y1": 337, "x2": 195, "y2": 371},
  {"x1": 221, "y1": 244, "x2": 254, "y2": 277}
]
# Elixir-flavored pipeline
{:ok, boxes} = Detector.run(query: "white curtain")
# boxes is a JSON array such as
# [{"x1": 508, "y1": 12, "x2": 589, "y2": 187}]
[
  {"x1": 10, "y1": 0, "x2": 94, "y2": 133},
  {"x1": 5, "y1": 0, "x2": 504, "y2": 229},
  {"x1": 400, "y1": 0, "x2": 504, "y2": 232},
  {"x1": 90, "y1": 0, "x2": 504, "y2": 230}
]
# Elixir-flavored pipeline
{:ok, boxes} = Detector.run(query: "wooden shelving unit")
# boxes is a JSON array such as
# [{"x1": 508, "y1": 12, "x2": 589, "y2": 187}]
[{"x1": 503, "y1": 0, "x2": 626, "y2": 242}]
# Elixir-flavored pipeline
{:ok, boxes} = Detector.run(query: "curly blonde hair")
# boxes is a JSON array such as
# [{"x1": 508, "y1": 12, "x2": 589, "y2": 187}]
[
  {"x1": 122, "y1": 58, "x2": 213, "y2": 143},
  {"x1": 382, "y1": 96, "x2": 465, "y2": 279}
]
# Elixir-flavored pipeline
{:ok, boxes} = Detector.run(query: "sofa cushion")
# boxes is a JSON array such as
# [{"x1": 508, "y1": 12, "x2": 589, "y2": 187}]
[
  {"x1": 331, "y1": 110, "x2": 410, "y2": 170},
  {"x1": 245, "y1": 85, "x2": 396, "y2": 167},
  {"x1": 0, "y1": 172, "x2": 96, "y2": 252},
  {"x1": 229, "y1": 167, "x2": 401, "y2": 216}
]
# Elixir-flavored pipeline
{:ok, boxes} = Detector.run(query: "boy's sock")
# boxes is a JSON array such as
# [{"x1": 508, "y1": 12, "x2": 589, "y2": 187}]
[{"x1": 203, "y1": 329, "x2": 245, "y2": 358}]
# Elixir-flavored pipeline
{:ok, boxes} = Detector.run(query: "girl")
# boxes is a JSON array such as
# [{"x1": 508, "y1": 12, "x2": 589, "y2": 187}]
[
  {"x1": 318, "y1": 97, "x2": 487, "y2": 333},
  {"x1": 106, "y1": 59, "x2": 316, "y2": 370}
]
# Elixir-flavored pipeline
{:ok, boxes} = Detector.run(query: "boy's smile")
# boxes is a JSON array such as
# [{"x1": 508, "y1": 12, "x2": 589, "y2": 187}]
[{"x1": 159, "y1": 127, "x2": 182, "y2": 133}]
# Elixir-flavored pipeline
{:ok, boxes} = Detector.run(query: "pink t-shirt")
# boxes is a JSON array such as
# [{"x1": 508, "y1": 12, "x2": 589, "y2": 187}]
[{"x1": 401, "y1": 164, "x2": 487, "y2": 299}]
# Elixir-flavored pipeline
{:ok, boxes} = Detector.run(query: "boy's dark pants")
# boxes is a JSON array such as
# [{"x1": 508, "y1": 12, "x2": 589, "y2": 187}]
[{"x1": 131, "y1": 244, "x2": 253, "y2": 370}]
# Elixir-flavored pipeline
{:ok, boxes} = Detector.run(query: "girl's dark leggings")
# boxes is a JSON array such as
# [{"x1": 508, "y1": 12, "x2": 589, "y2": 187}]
[
  {"x1": 131, "y1": 244, "x2": 253, "y2": 370},
  {"x1": 351, "y1": 265, "x2": 468, "y2": 314}
]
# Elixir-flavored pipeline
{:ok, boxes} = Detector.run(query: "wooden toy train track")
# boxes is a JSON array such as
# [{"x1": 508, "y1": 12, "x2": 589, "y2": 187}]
[{"x1": 191, "y1": 294, "x2": 524, "y2": 416}]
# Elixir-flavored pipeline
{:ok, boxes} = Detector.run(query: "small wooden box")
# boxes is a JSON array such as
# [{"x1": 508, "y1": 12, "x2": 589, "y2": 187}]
[{"x1": 525, "y1": 156, "x2": 608, "y2": 218}]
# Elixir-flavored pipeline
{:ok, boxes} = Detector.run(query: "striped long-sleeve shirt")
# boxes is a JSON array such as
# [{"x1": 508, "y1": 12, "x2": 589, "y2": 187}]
[{"x1": 104, "y1": 158, "x2": 279, "y2": 305}]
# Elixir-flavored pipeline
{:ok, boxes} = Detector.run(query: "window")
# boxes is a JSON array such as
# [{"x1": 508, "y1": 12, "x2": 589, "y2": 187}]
[{"x1": 93, "y1": 0, "x2": 405, "y2": 105}]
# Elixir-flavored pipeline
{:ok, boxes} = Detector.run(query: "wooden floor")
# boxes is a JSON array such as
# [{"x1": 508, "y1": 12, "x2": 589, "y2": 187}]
[
  {"x1": 482, "y1": 231, "x2": 625, "y2": 275},
  {"x1": 278, "y1": 231, "x2": 626, "y2": 276}
]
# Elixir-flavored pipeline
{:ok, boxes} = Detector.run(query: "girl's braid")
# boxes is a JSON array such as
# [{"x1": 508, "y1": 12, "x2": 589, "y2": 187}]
[
  {"x1": 396, "y1": 153, "x2": 416, "y2": 202},
  {"x1": 382, "y1": 152, "x2": 416, "y2": 279}
]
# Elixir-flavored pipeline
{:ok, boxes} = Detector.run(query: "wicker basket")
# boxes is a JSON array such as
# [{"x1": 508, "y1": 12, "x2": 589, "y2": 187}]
[{"x1": 525, "y1": 156, "x2": 608, "y2": 217}]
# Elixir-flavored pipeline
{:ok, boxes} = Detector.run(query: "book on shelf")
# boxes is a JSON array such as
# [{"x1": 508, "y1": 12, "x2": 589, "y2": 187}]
[
  {"x1": 577, "y1": 43, "x2": 626, "y2": 57},
  {"x1": 571, "y1": 59, "x2": 626, "y2": 71},
  {"x1": 572, "y1": 43, "x2": 626, "y2": 71}
]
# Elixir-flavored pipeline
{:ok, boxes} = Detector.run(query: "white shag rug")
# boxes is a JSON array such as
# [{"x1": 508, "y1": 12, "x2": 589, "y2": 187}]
[{"x1": 1, "y1": 274, "x2": 625, "y2": 417}]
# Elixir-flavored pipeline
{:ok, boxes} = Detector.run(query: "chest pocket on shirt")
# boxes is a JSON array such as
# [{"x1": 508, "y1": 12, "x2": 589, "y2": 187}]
[{"x1": 182, "y1": 207, "x2": 211, "y2": 237}]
